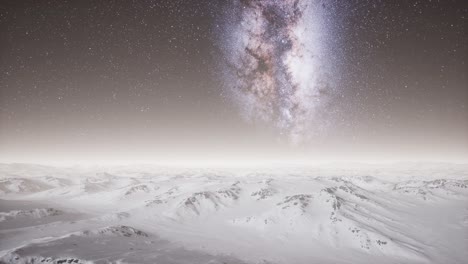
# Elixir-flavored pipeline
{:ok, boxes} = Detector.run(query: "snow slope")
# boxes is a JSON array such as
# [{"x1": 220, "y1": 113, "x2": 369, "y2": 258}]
[{"x1": 0, "y1": 163, "x2": 467, "y2": 264}]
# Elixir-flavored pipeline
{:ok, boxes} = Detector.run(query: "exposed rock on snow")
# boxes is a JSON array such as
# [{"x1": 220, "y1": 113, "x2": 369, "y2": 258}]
[
  {"x1": 80, "y1": 225, "x2": 149, "y2": 237},
  {"x1": 0, "y1": 208, "x2": 62, "y2": 222}
]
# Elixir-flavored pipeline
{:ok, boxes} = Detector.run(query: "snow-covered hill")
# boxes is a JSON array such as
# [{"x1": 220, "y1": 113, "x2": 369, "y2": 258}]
[{"x1": 0, "y1": 163, "x2": 467, "y2": 264}]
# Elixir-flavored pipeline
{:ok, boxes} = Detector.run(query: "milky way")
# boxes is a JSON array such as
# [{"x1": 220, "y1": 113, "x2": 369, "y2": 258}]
[{"x1": 218, "y1": 0, "x2": 338, "y2": 143}]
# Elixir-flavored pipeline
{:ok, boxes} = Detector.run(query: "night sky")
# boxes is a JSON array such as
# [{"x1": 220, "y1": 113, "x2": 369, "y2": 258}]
[{"x1": 0, "y1": 0, "x2": 467, "y2": 164}]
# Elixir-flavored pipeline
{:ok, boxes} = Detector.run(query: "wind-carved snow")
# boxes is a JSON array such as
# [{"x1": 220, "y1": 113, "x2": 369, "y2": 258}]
[{"x1": 0, "y1": 163, "x2": 467, "y2": 264}]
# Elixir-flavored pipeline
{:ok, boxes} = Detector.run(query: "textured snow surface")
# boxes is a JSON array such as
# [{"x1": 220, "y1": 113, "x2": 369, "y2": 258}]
[{"x1": 0, "y1": 163, "x2": 467, "y2": 264}]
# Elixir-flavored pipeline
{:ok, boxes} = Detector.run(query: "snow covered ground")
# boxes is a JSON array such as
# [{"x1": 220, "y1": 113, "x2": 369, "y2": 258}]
[{"x1": 0, "y1": 163, "x2": 467, "y2": 264}]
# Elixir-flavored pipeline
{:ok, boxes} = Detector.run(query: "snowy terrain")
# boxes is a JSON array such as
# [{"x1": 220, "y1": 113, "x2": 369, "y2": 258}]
[{"x1": 0, "y1": 163, "x2": 467, "y2": 264}]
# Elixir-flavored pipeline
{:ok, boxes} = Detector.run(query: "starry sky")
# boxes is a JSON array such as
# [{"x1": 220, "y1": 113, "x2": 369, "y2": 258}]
[{"x1": 0, "y1": 0, "x2": 467, "y2": 164}]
